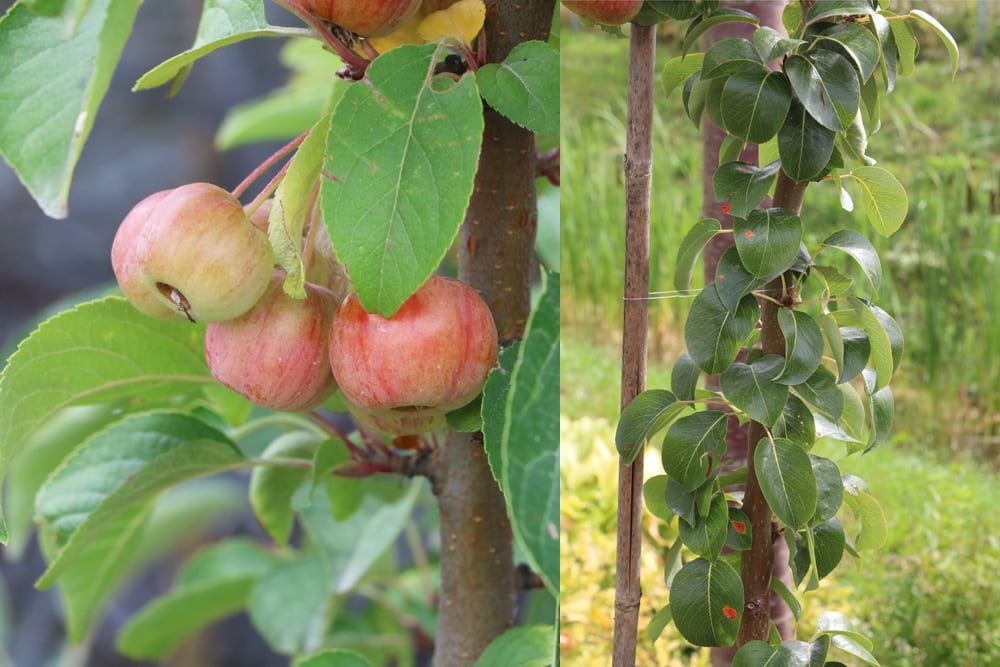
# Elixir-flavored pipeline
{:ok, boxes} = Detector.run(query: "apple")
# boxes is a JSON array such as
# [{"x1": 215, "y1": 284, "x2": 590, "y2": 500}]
[
  {"x1": 205, "y1": 275, "x2": 339, "y2": 411},
  {"x1": 111, "y1": 182, "x2": 273, "y2": 323},
  {"x1": 300, "y1": 0, "x2": 422, "y2": 37},
  {"x1": 329, "y1": 275, "x2": 498, "y2": 435},
  {"x1": 248, "y1": 199, "x2": 351, "y2": 303},
  {"x1": 562, "y1": 0, "x2": 643, "y2": 25}
]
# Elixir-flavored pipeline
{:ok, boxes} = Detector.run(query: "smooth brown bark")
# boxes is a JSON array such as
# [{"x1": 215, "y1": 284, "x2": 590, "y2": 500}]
[
  {"x1": 613, "y1": 23, "x2": 655, "y2": 667},
  {"x1": 434, "y1": 2, "x2": 554, "y2": 665}
]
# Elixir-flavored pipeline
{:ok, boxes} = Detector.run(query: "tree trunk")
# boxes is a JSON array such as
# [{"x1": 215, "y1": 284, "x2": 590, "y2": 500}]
[{"x1": 433, "y1": 2, "x2": 554, "y2": 664}]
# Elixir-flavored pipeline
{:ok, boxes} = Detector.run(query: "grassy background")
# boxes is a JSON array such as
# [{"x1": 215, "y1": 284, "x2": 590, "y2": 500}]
[{"x1": 560, "y1": 4, "x2": 1000, "y2": 665}]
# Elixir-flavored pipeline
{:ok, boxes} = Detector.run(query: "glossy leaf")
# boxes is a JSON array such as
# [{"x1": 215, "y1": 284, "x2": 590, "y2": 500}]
[
  {"x1": 682, "y1": 71, "x2": 709, "y2": 128},
  {"x1": 720, "y1": 355, "x2": 788, "y2": 426},
  {"x1": 870, "y1": 304, "x2": 903, "y2": 370},
  {"x1": 753, "y1": 26, "x2": 804, "y2": 63},
  {"x1": 770, "y1": 578, "x2": 802, "y2": 621},
  {"x1": 830, "y1": 297, "x2": 894, "y2": 390},
  {"x1": 784, "y1": 51, "x2": 860, "y2": 132},
  {"x1": 862, "y1": 369, "x2": 894, "y2": 453},
  {"x1": 773, "y1": 394, "x2": 815, "y2": 449},
  {"x1": 713, "y1": 160, "x2": 781, "y2": 219},
  {"x1": 775, "y1": 309, "x2": 824, "y2": 386},
  {"x1": 733, "y1": 208, "x2": 802, "y2": 278},
  {"x1": 804, "y1": 0, "x2": 872, "y2": 24},
  {"x1": 249, "y1": 431, "x2": 321, "y2": 545},
  {"x1": 909, "y1": 9, "x2": 959, "y2": 79},
  {"x1": 678, "y1": 492, "x2": 729, "y2": 560},
  {"x1": 322, "y1": 42, "x2": 483, "y2": 316},
  {"x1": 839, "y1": 326, "x2": 870, "y2": 383},
  {"x1": 793, "y1": 366, "x2": 843, "y2": 421},
  {"x1": 665, "y1": 477, "x2": 698, "y2": 527},
  {"x1": 720, "y1": 70, "x2": 791, "y2": 143},
  {"x1": 671, "y1": 353, "x2": 701, "y2": 402},
  {"x1": 794, "y1": 518, "x2": 846, "y2": 584},
  {"x1": 848, "y1": 166, "x2": 908, "y2": 237},
  {"x1": 701, "y1": 38, "x2": 764, "y2": 80},
  {"x1": 888, "y1": 17, "x2": 917, "y2": 77},
  {"x1": 725, "y1": 507, "x2": 752, "y2": 552},
  {"x1": 662, "y1": 411, "x2": 729, "y2": 492},
  {"x1": 842, "y1": 475, "x2": 887, "y2": 551},
  {"x1": 675, "y1": 218, "x2": 722, "y2": 291},
  {"x1": 670, "y1": 558, "x2": 743, "y2": 647},
  {"x1": 871, "y1": 12, "x2": 897, "y2": 93},
  {"x1": 820, "y1": 22, "x2": 881, "y2": 82},
  {"x1": 810, "y1": 455, "x2": 844, "y2": 526},
  {"x1": 643, "y1": 475, "x2": 673, "y2": 523},
  {"x1": 733, "y1": 640, "x2": 813, "y2": 667},
  {"x1": 683, "y1": 9, "x2": 759, "y2": 54},
  {"x1": 0, "y1": 0, "x2": 141, "y2": 218},
  {"x1": 754, "y1": 437, "x2": 817, "y2": 529},
  {"x1": 662, "y1": 53, "x2": 705, "y2": 98},
  {"x1": 811, "y1": 264, "x2": 854, "y2": 297},
  {"x1": 714, "y1": 246, "x2": 766, "y2": 313},
  {"x1": 684, "y1": 289, "x2": 759, "y2": 375},
  {"x1": 616, "y1": 390, "x2": 685, "y2": 463},
  {"x1": 778, "y1": 101, "x2": 836, "y2": 182},
  {"x1": 475, "y1": 625, "x2": 554, "y2": 667},
  {"x1": 820, "y1": 229, "x2": 882, "y2": 294},
  {"x1": 477, "y1": 40, "x2": 559, "y2": 136}
]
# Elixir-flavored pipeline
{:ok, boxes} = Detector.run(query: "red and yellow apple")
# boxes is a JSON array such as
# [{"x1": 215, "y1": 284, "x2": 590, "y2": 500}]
[
  {"x1": 300, "y1": 0, "x2": 422, "y2": 37},
  {"x1": 562, "y1": 0, "x2": 643, "y2": 25},
  {"x1": 328, "y1": 275, "x2": 498, "y2": 435}
]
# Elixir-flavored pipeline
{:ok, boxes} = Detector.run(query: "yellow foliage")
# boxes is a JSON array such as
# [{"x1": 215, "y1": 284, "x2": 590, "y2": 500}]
[{"x1": 368, "y1": 0, "x2": 485, "y2": 55}]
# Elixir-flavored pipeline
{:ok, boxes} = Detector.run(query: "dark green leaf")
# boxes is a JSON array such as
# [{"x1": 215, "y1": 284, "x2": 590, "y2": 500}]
[
  {"x1": 714, "y1": 246, "x2": 767, "y2": 313},
  {"x1": 770, "y1": 578, "x2": 802, "y2": 621},
  {"x1": 793, "y1": 366, "x2": 843, "y2": 421},
  {"x1": 909, "y1": 9, "x2": 959, "y2": 79},
  {"x1": 775, "y1": 309, "x2": 824, "y2": 386},
  {"x1": 819, "y1": 229, "x2": 881, "y2": 294},
  {"x1": 683, "y1": 9, "x2": 759, "y2": 54},
  {"x1": 794, "y1": 518, "x2": 845, "y2": 584},
  {"x1": 753, "y1": 26, "x2": 805, "y2": 63},
  {"x1": 733, "y1": 208, "x2": 803, "y2": 278},
  {"x1": 616, "y1": 390, "x2": 685, "y2": 463},
  {"x1": 732, "y1": 641, "x2": 778, "y2": 666},
  {"x1": 701, "y1": 38, "x2": 764, "y2": 80},
  {"x1": 820, "y1": 22, "x2": 881, "y2": 82},
  {"x1": 720, "y1": 70, "x2": 792, "y2": 143},
  {"x1": 671, "y1": 353, "x2": 700, "y2": 402},
  {"x1": 675, "y1": 218, "x2": 723, "y2": 291},
  {"x1": 720, "y1": 355, "x2": 788, "y2": 426},
  {"x1": 713, "y1": 160, "x2": 781, "y2": 219},
  {"x1": 322, "y1": 43, "x2": 483, "y2": 316},
  {"x1": 670, "y1": 558, "x2": 743, "y2": 647},
  {"x1": 662, "y1": 53, "x2": 705, "y2": 98},
  {"x1": 810, "y1": 455, "x2": 844, "y2": 525},
  {"x1": 773, "y1": 394, "x2": 815, "y2": 449},
  {"x1": 839, "y1": 326, "x2": 870, "y2": 383},
  {"x1": 684, "y1": 290, "x2": 759, "y2": 375},
  {"x1": 778, "y1": 101, "x2": 836, "y2": 181},
  {"x1": 643, "y1": 475, "x2": 673, "y2": 523},
  {"x1": 665, "y1": 477, "x2": 698, "y2": 527},
  {"x1": 0, "y1": 0, "x2": 142, "y2": 218},
  {"x1": 646, "y1": 605, "x2": 674, "y2": 643},
  {"x1": 718, "y1": 134, "x2": 746, "y2": 165},
  {"x1": 805, "y1": 0, "x2": 873, "y2": 24},
  {"x1": 475, "y1": 625, "x2": 554, "y2": 667},
  {"x1": 635, "y1": 0, "x2": 699, "y2": 23},
  {"x1": 725, "y1": 507, "x2": 752, "y2": 552},
  {"x1": 705, "y1": 76, "x2": 728, "y2": 128},
  {"x1": 662, "y1": 411, "x2": 729, "y2": 492},
  {"x1": 871, "y1": 13, "x2": 896, "y2": 93},
  {"x1": 294, "y1": 649, "x2": 374, "y2": 667},
  {"x1": 754, "y1": 437, "x2": 817, "y2": 528},
  {"x1": 784, "y1": 51, "x2": 860, "y2": 132},
  {"x1": 862, "y1": 369, "x2": 894, "y2": 453},
  {"x1": 678, "y1": 492, "x2": 729, "y2": 560},
  {"x1": 476, "y1": 40, "x2": 559, "y2": 136},
  {"x1": 830, "y1": 297, "x2": 893, "y2": 390},
  {"x1": 682, "y1": 71, "x2": 709, "y2": 128}
]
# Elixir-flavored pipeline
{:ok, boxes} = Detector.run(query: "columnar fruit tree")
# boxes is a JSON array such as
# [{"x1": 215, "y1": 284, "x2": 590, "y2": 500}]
[{"x1": 0, "y1": 1, "x2": 559, "y2": 665}]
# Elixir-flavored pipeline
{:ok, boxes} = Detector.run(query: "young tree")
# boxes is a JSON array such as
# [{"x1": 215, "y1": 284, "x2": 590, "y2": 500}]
[{"x1": 0, "y1": 1, "x2": 559, "y2": 665}]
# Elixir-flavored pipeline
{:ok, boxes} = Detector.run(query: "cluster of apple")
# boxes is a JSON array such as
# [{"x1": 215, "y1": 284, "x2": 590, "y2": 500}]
[{"x1": 110, "y1": 182, "x2": 498, "y2": 436}]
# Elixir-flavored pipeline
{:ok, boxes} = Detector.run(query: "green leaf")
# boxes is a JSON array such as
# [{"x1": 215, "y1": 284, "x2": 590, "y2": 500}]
[
  {"x1": 647, "y1": 605, "x2": 674, "y2": 643},
  {"x1": 733, "y1": 640, "x2": 815, "y2": 667},
  {"x1": 475, "y1": 625, "x2": 554, "y2": 667},
  {"x1": 819, "y1": 229, "x2": 881, "y2": 294},
  {"x1": 132, "y1": 0, "x2": 292, "y2": 93},
  {"x1": 720, "y1": 355, "x2": 788, "y2": 426},
  {"x1": 778, "y1": 101, "x2": 836, "y2": 181},
  {"x1": 720, "y1": 70, "x2": 792, "y2": 143},
  {"x1": 713, "y1": 160, "x2": 781, "y2": 219},
  {"x1": 249, "y1": 431, "x2": 322, "y2": 545},
  {"x1": 643, "y1": 475, "x2": 673, "y2": 523},
  {"x1": 665, "y1": 477, "x2": 699, "y2": 527},
  {"x1": 847, "y1": 166, "x2": 908, "y2": 237},
  {"x1": 887, "y1": 16, "x2": 917, "y2": 78},
  {"x1": 671, "y1": 353, "x2": 701, "y2": 402},
  {"x1": 810, "y1": 456, "x2": 844, "y2": 526},
  {"x1": 793, "y1": 518, "x2": 845, "y2": 583},
  {"x1": 685, "y1": 290, "x2": 759, "y2": 375},
  {"x1": 615, "y1": 390, "x2": 686, "y2": 464},
  {"x1": 674, "y1": 218, "x2": 722, "y2": 292},
  {"x1": 753, "y1": 26, "x2": 805, "y2": 63},
  {"x1": 678, "y1": 491, "x2": 729, "y2": 560},
  {"x1": 34, "y1": 413, "x2": 245, "y2": 639},
  {"x1": 682, "y1": 72, "x2": 709, "y2": 128},
  {"x1": 831, "y1": 297, "x2": 894, "y2": 390},
  {"x1": 775, "y1": 310, "x2": 824, "y2": 386},
  {"x1": 862, "y1": 368, "x2": 894, "y2": 453},
  {"x1": 662, "y1": 53, "x2": 704, "y2": 98},
  {"x1": 476, "y1": 40, "x2": 558, "y2": 136},
  {"x1": 714, "y1": 246, "x2": 766, "y2": 313},
  {"x1": 294, "y1": 650, "x2": 375, "y2": 667},
  {"x1": 321, "y1": 43, "x2": 484, "y2": 316},
  {"x1": 773, "y1": 394, "x2": 815, "y2": 449},
  {"x1": 770, "y1": 578, "x2": 802, "y2": 621},
  {"x1": 837, "y1": 326, "x2": 870, "y2": 383},
  {"x1": 793, "y1": 366, "x2": 843, "y2": 421},
  {"x1": 683, "y1": 9, "x2": 759, "y2": 54},
  {"x1": 819, "y1": 23, "x2": 881, "y2": 82},
  {"x1": 870, "y1": 13, "x2": 897, "y2": 93},
  {"x1": 701, "y1": 38, "x2": 764, "y2": 80},
  {"x1": 804, "y1": 0, "x2": 872, "y2": 25},
  {"x1": 662, "y1": 411, "x2": 729, "y2": 492},
  {"x1": 117, "y1": 539, "x2": 276, "y2": 660},
  {"x1": 909, "y1": 9, "x2": 959, "y2": 80},
  {"x1": 811, "y1": 265, "x2": 854, "y2": 297},
  {"x1": 841, "y1": 475, "x2": 887, "y2": 551},
  {"x1": 734, "y1": 208, "x2": 803, "y2": 278},
  {"x1": 754, "y1": 437, "x2": 817, "y2": 528},
  {"x1": 249, "y1": 553, "x2": 330, "y2": 655},
  {"x1": 670, "y1": 558, "x2": 743, "y2": 647},
  {"x1": 0, "y1": 297, "x2": 213, "y2": 541},
  {"x1": 0, "y1": 0, "x2": 141, "y2": 218},
  {"x1": 869, "y1": 303, "x2": 903, "y2": 370},
  {"x1": 724, "y1": 507, "x2": 752, "y2": 552},
  {"x1": 492, "y1": 271, "x2": 558, "y2": 594},
  {"x1": 784, "y1": 51, "x2": 860, "y2": 132}
]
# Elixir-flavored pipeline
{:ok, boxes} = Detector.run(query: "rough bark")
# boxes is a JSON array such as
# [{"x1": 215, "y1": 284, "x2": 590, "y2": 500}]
[
  {"x1": 433, "y1": 2, "x2": 554, "y2": 665},
  {"x1": 613, "y1": 23, "x2": 656, "y2": 667}
]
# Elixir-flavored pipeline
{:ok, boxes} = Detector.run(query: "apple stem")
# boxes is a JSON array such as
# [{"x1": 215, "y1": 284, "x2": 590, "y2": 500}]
[
  {"x1": 272, "y1": 0, "x2": 370, "y2": 78},
  {"x1": 232, "y1": 130, "x2": 308, "y2": 201},
  {"x1": 244, "y1": 159, "x2": 294, "y2": 218}
]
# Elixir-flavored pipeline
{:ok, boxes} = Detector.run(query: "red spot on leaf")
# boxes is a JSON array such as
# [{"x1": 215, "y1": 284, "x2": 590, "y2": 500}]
[
  {"x1": 721, "y1": 202, "x2": 731, "y2": 213},
  {"x1": 723, "y1": 605, "x2": 738, "y2": 620},
  {"x1": 744, "y1": 230, "x2": 755, "y2": 238},
  {"x1": 718, "y1": 273, "x2": 726, "y2": 280},
  {"x1": 733, "y1": 521, "x2": 747, "y2": 534}
]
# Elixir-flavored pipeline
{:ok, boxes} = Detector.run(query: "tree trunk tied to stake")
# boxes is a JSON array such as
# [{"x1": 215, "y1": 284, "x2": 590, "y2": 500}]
[
  {"x1": 433, "y1": 2, "x2": 554, "y2": 665},
  {"x1": 613, "y1": 22, "x2": 655, "y2": 667}
]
